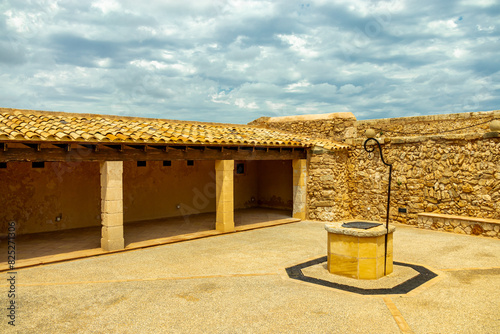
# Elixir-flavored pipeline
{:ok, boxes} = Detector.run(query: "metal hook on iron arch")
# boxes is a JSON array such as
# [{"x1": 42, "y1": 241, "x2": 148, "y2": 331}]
[{"x1": 364, "y1": 137, "x2": 392, "y2": 167}]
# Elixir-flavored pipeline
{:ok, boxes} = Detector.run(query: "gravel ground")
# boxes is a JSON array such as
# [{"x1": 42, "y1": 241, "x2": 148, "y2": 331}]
[{"x1": 1, "y1": 221, "x2": 499, "y2": 333}]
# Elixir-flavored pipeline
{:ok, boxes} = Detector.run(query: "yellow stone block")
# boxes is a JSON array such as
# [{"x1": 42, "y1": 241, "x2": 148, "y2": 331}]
[
  {"x1": 101, "y1": 212, "x2": 123, "y2": 227},
  {"x1": 215, "y1": 160, "x2": 234, "y2": 171},
  {"x1": 100, "y1": 161, "x2": 123, "y2": 182},
  {"x1": 325, "y1": 222, "x2": 395, "y2": 280},
  {"x1": 358, "y1": 235, "x2": 385, "y2": 258},
  {"x1": 101, "y1": 186, "x2": 123, "y2": 201},
  {"x1": 216, "y1": 172, "x2": 234, "y2": 183},
  {"x1": 101, "y1": 237, "x2": 124, "y2": 251},
  {"x1": 293, "y1": 211, "x2": 306, "y2": 220},
  {"x1": 358, "y1": 258, "x2": 378, "y2": 279},
  {"x1": 101, "y1": 179, "x2": 123, "y2": 189},
  {"x1": 101, "y1": 199, "x2": 123, "y2": 214},
  {"x1": 385, "y1": 253, "x2": 394, "y2": 275},
  {"x1": 101, "y1": 225, "x2": 123, "y2": 240},
  {"x1": 216, "y1": 181, "x2": 234, "y2": 198},
  {"x1": 327, "y1": 254, "x2": 358, "y2": 279},
  {"x1": 216, "y1": 210, "x2": 234, "y2": 232},
  {"x1": 292, "y1": 160, "x2": 307, "y2": 220},
  {"x1": 328, "y1": 233, "x2": 358, "y2": 257},
  {"x1": 386, "y1": 232, "x2": 393, "y2": 252},
  {"x1": 216, "y1": 199, "x2": 233, "y2": 213},
  {"x1": 292, "y1": 159, "x2": 307, "y2": 170}
]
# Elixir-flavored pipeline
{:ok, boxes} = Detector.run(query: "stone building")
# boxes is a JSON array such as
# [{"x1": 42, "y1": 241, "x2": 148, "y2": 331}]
[
  {"x1": 252, "y1": 109, "x2": 500, "y2": 238},
  {"x1": 0, "y1": 108, "x2": 345, "y2": 251},
  {"x1": 1, "y1": 107, "x2": 499, "y2": 255}
]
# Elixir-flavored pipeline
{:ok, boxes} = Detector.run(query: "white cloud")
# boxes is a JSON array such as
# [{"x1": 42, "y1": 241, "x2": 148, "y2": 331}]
[
  {"x1": 235, "y1": 98, "x2": 259, "y2": 109},
  {"x1": 339, "y1": 84, "x2": 363, "y2": 95},
  {"x1": 278, "y1": 34, "x2": 319, "y2": 58},
  {"x1": 0, "y1": 0, "x2": 498, "y2": 123},
  {"x1": 460, "y1": 0, "x2": 497, "y2": 7},
  {"x1": 426, "y1": 20, "x2": 461, "y2": 36},
  {"x1": 285, "y1": 80, "x2": 311, "y2": 92},
  {"x1": 91, "y1": 0, "x2": 121, "y2": 14}
]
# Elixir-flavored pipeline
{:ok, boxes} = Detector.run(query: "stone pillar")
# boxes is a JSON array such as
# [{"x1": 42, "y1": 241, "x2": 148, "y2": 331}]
[
  {"x1": 215, "y1": 160, "x2": 235, "y2": 232},
  {"x1": 100, "y1": 161, "x2": 124, "y2": 251},
  {"x1": 293, "y1": 159, "x2": 307, "y2": 220}
]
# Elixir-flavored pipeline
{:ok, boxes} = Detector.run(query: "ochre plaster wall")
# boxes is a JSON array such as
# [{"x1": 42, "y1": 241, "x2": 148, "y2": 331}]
[
  {"x1": 257, "y1": 160, "x2": 293, "y2": 210},
  {"x1": 234, "y1": 160, "x2": 293, "y2": 210},
  {"x1": 123, "y1": 160, "x2": 216, "y2": 222},
  {"x1": 0, "y1": 161, "x2": 100, "y2": 235},
  {"x1": 234, "y1": 160, "x2": 259, "y2": 209}
]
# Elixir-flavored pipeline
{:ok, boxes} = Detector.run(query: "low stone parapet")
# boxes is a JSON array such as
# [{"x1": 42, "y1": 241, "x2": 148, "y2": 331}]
[{"x1": 417, "y1": 213, "x2": 500, "y2": 238}]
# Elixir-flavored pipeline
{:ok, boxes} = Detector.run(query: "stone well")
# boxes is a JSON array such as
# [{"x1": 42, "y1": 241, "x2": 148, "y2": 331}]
[{"x1": 325, "y1": 220, "x2": 396, "y2": 280}]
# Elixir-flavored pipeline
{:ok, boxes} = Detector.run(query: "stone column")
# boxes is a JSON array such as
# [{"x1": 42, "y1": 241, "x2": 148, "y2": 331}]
[
  {"x1": 100, "y1": 161, "x2": 124, "y2": 251},
  {"x1": 293, "y1": 159, "x2": 307, "y2": 220},
  {"x1": 215, "y1": 160, "x2": 235, "y2": 232}
]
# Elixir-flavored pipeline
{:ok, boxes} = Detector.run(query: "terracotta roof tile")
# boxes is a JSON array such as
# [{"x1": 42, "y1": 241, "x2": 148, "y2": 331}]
[{"x1": 0, "y1": 108, "x2": 348, "y2": 150}]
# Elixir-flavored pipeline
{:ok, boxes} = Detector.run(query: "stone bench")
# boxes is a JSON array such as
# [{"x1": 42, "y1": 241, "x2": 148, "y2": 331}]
[{"x1": 417, "y1": 213, "x2": 500, "y2": 239}]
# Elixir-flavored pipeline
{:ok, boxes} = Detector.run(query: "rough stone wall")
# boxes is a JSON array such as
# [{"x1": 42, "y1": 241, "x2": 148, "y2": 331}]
[
  {"x1": 252, "y1": 110, "x2": 500, "y2": 227},
  {"x1": 355, "y1": 111, "x2": 499, "y2": 138},
  {"x1": 309, "y1": 134, "x2": 500, "y2": 225},
  {"x1": 249, "y1": 113, "x2": 357, "y2": 142},
  {"x1": 250, "y1": 110, "x2": 500, "y2": 141},
  {"x1": 418, "y1": 214, "x2": 500, "y2": 238},
  {"x1": 307, "y1": 148, "x2": 352, "y2": 221}
]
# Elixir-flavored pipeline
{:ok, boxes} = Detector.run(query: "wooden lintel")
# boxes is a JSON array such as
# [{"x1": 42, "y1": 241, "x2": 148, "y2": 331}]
[
  {"x1": 53, "y1": 143, "x2": 72, "y2": 152},
  {"x1": 0, "y1": 146, "x2": 307, "y2": 162},
  {"x1": 206, "y1": 146, "x2": 221, "y2": 152},
  {"x1": 126, "y1": 144, "x2": 148, "y2": 152},
  {"x1": 23, "y1": 143, "x2": 41, "y2": 151},
  {"x1": 103, "y1": 144, "x2": 123, "y2": 152}
]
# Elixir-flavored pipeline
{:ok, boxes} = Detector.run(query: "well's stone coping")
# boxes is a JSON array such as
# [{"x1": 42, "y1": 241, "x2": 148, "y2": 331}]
[
  {"x1": 418, "y1": 213, "x2": 500, "y2": 225},
  {"x1": 324, "y1": 220, "x2": 396, "y2": 237}
]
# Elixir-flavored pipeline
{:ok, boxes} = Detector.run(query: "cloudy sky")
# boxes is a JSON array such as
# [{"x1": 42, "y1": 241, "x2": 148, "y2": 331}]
[{"x1": 1, "y1": 0, "x2": 499, "y2": 124}]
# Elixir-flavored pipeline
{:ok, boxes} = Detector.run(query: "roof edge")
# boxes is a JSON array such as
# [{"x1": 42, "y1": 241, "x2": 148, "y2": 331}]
[{"x1": 0, "y1": 107, "x2": 255, "y2": 129}]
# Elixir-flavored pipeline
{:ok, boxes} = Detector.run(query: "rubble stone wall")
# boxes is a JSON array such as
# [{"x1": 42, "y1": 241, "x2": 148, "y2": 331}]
[
  {"x1": 272, "y1": 111, "x2": 500, "y2": 232},
  {"x1": 346, "y1": 134, "x2": 500, "y2": 228},
  {"x1": 418, "y1": 213, "x2": 500, "y2": 239},
  {"x1": 307, "y1": 148, "x2": 352, "y2": 222},
  {"x1": 249, "y1": 113, "x2": 357, "y2": 143},
  {"x1": 252, "y1": 110, "x2": 500, "y2": 142}
]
